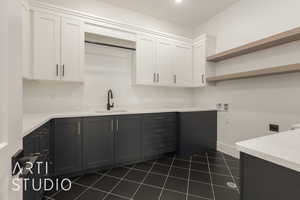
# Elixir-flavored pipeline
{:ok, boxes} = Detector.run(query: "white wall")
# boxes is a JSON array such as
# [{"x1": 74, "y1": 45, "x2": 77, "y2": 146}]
[
  {"x1": 23, "y1": 43, "x2": 194, "y2": 113},
  {"x1": 34, "y1": 0, "x2": 193, "y2": 38},
  {"x1": 0, "y1": 0, "x2": 23, "y2": 199},
  {"x1": 193, "y1": 0, "x2": 300, "y2": 157},
  {"x1": 0, "y1": 0, "x2": 9, "y2": 198}
]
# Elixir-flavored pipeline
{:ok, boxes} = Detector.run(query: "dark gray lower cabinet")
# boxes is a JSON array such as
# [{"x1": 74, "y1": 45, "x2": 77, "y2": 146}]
[
  {"x1": 178, "y1": 111, "x2": 217, "y2": 156},
  {"x1": 115, "y1": 115, "x2": 142, "y2": 164},
  {"x1": 83, "y1": 117, "x2": 114, "y2": 170},
  {"x1": 142, "y1": 113, "x2": 177, "y2": 158},
  {"x1": 54, "y1": 118, "x2": 82, "y2": 175},
  {"x1": 44, "y1": 111, "x2": 217, "y2": 176},
  {"x1": 241, "y1": 153, "x2": 300, "y2": 200}
]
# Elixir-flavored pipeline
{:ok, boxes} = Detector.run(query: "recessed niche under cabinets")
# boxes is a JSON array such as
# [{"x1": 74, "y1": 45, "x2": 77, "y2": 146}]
[
  {"x1": 85, "y1": 33, "x2": 136, "y2": 51},
  {"x1": 84, "y1": 33, "x2": 136, "y2": 73}
]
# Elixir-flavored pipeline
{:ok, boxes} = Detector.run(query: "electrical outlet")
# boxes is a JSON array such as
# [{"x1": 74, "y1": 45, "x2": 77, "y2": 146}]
[{"x1": 269, "y1": 124, "x2": 279, "y2": 133}]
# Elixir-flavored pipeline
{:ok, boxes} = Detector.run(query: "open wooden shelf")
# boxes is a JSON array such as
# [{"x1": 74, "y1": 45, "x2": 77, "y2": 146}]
[
  {"x1": 207, "y1": 27, "x2": 300, "y2": 62},
  {"x1": 206, "y1": 63, "x2": 300, "y2": 82}
]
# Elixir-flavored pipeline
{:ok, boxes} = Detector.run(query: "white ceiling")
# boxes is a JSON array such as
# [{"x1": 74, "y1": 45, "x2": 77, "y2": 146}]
[{"x1": 97, "y1": 0, "x2": 239, "y2": 28}]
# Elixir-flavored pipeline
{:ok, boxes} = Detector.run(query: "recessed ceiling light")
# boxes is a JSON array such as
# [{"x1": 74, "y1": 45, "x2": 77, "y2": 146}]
[{"x1": 175, "y1": 0, "x2": 183, "y2": 4}]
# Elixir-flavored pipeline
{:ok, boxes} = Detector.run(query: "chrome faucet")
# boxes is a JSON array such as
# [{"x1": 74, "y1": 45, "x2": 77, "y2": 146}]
[{"x1": 107, "y1": 89, "x2": 114, "y2": 111}]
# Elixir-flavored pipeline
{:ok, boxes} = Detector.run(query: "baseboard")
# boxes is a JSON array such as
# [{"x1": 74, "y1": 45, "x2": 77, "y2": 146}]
[{"x1": 217, "y1": 141, "x2": 240, "y2": 159}]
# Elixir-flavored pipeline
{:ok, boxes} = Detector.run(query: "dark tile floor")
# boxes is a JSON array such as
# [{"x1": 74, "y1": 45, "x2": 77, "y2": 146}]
[{"x1": 44, "y1": 151, "x2": 240, "y2": 200}]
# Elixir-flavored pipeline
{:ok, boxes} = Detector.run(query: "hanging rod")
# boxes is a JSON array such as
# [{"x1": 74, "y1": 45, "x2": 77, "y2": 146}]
[{"x1": 85, "y1": 40, "x2": 136, "y2": 51}]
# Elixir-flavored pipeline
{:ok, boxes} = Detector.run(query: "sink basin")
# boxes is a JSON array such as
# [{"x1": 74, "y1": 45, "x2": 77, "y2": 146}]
[{"x1": 95, "y1": 109, "x2": 128, "y2": 113}]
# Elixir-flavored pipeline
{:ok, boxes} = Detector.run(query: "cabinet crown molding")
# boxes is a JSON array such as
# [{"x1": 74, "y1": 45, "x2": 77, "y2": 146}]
[{"x1": 28, "y1": 0, "x2": 193, "y2": 43}]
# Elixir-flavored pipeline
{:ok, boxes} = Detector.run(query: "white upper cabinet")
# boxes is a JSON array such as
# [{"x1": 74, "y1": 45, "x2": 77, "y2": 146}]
[
  {"x1": 32, "y1": 11, "x2": 84, "y2": 82},
  {"x1": 136, "y1": 35, "x2": 157, "y2": 85},
  {"x1": 192, "y1": 35, "x2": 216, "y2": 87},
  {"x1": 193, "y1": 41, "x2": 206, "y2": 87},
  {"x1": 61, "y1": 17, "x2": 84, "y2": 82},
  {"x1": 33, "y1": 11, "x2": 60, "y2": 81},
  {"x1": 173, "y1": 42, "x2": 193, "y2": 87},
  {"x1": 156, "y1": 38, "x2": 173, "y2": 86}
]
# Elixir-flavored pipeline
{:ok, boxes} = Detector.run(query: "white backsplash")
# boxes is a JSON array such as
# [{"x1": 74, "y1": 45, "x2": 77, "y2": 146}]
[{"x1": 23, "y1": 43, "x2": 194, "y2": 113}]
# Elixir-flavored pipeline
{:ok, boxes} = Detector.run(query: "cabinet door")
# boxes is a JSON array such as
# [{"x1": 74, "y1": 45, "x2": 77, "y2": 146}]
[
  {"x1": 173, "y1": 43, "x2": 193, "y2": 87},
  {"x1": 61, "y1": 17, "x2": 84, "y2": 82},
  {"x1": 156, "y1": 39, "x2": 173, "y2": 86},
  {"x1": 33, "y1": 12, "x2": 60, "y2": 80},
  {"x1": 136, "y1": 35, "x2": 157, "y2": 85},
  {"x1": 115, "y1": 116, "x2": 141, "y2": 164},
  {"x1": 83, "y1": 117, "x2": 114, "y2": 170},
  {"x1": 179, "y1": 111, "x2": 217, "y2": 157},
  {"x1": 193, "y1": 41, "x2": 206, "y2": 87},
  {"x1": 142, "y1": 113, "x2": 177, "y2": 158},
  {"x1": 54, "y1": 118, "x2": 82, "y2": 175}
]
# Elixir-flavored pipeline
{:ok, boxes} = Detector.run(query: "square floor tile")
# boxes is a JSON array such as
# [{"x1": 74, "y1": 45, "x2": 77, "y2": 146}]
[
  {"x1": 173, "y1": 160, "x2": 189, "y2": 169},
  {"x1": 151, "y1": 164, "x2": 170, "y2": 175},
  {"x1": 161, "y1": 190, "x2": 186, "y2": 200},
  {"x1": 144, "y1": 173, "x2": 166, "y2": 187},
  {"x1": 211, "y1": 174, "x2": 234, "y2": 188},
  {"x1": 165, "y1": 177, "x2": 188, "y2": 193},
  {"x1": 74, "y1": 173, "x2": 102, "y2": 187},
  {"x1": 193, "y1": 152, "x2": 207, "y2": 157},
  {"x1": 187, "y1": 195, "x2": 210, "y2": 200},
  {"x1": 206, "y1": 151, "x2": 224, "y2": 159},
  {"x1": 226, "y1": 160, "x2": 240, "y2": 169},
  {"x1": 107, "y1": 167, "x2": 129, "y2": 178},
  {"x1": 214, "y1": 185, "x2": 239, "y2": 200},
  {"x1": 112, "y1": 180, "x2": 139, "y2": 198},
  {"x1": 223, "y1": 154, "x2": 238, "y2": 161},
  {"x1": 190, "y1": 170, "x2": 210, "y2": 183},
  {"x1": 134, "y1": 162, "x2": 153, "y2": 171},
  {"x1": 191, "y1": 163, "x2": 209, "y2": 173},
  {"x1": 208, "y1": 157, "x2": 226, "y2": 166},
  {"x1": 157, "y1": 157, "x2": 173, "y2": 166},
  {"x1": 124, "y1": 169, "x2": 147, "y2": 182},
  {"x1": 169, "y1": 167, "x2": 189, "y2": 180},
  {"x1": 76, "y1": 188, "x2": 106, "y2": 200},
  {"x1": 175, "y1": 155, "x2": 191, "y2": 161},
  {"x1": 192, "y1": 156, "x2": 207, "y2": 164},
  {"x1": 52, "y1": 184, "x2": 85, "y2": 200},
  {"x1": 133, "y1": 185, "x2": 162, "y2": 200},
  {"x1": 105, "y1": 194, "x2": 128, "y2": 200},
  {"x1": 209, "y1": 165, "x2": 230, "y2": 176},
  {"x1": 93, "y1": 176, "x2": 120, "y2": 192},
  {"x1": 230, "y1": 168, "x2": 240, "y2": 178},
  {"x1": 189, "y1": 181, "x2": 213, "y2": 199}
]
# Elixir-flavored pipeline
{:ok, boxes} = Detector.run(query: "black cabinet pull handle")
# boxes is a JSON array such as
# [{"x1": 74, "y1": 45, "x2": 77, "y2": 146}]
[
  {"x1": 56, "y1": 64, "x2": 59, "y2": 76},
  {"x1": 153, "y1": 73, "x2": 156, "y2": 83},
  {"x1": 116, "y1": 120, "x2": 119, "y2": 132},
  {"x1": 77, "y1": 122, "x2": 81, "y2": 136},
  {"x1": 111, "y1": 120, "x2": 114, "y2": 132}
]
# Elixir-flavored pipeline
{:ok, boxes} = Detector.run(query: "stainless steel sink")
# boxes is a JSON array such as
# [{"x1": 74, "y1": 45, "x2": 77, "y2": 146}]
[{"x1": 95, "y1": 109, "x2": 128, "y2": 113}]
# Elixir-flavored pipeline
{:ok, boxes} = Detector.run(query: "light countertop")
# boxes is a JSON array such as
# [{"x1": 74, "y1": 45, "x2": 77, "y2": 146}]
[
  {"x1": 23, "y1": 107, "x2": 216, "y2": 136},
  {"x1": 236, "y1": 129, "x2": 300, "y2": 172}
]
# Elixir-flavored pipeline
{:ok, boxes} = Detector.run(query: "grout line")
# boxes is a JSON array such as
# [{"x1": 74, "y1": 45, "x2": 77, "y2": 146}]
[
  {"x1": 158, "y1": 155, "x2": 176, "y2": 200},
  {"x1": 130, "y1": 160, "x2": 157, "y2": 199},
  {"x1": 185, "y1": 155, "x2": 192, "y2": 200},
  {"x1": 121, "y1": 164, "x2": 235, "y2": 189},
  {"x1": 124, "y1": 162, "x2": 234, "y2": 178},
  {"x1": 102, "y1": 165, "x2": 135, "y2": 200},
  {"x1": 206, "y1": 153, "x2": 216, "y2": 200},
  {"x1": 72, "y1": 182, "x2": 131, "y2": 200},
  {"x1": 74, "y1": 180, "x2": 212, "y2": 200},
  {"x1": 73, "y1": 169, "x2": 111, "y2": 200},
  {"x1": 48, "y1": 175, "x2": 84, "y2": 198},
  {"x1": 221, "y1": 153, "x2": 240, "y2": 193}
]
